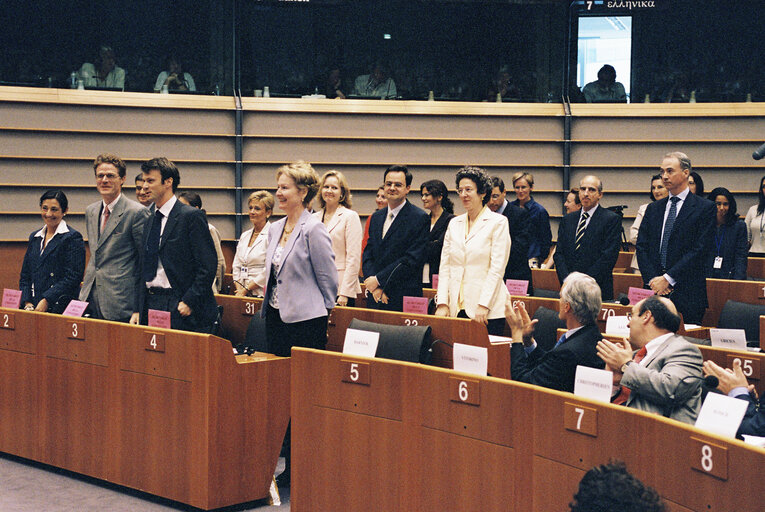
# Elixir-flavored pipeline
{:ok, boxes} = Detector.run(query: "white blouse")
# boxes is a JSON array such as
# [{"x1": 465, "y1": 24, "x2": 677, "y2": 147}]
[
  {"x1": 745, "y1": 204, "x2": 765, "y2": 253},
  {"x1": 232, "y1": 221, "x2": 270, "y2": 296}
]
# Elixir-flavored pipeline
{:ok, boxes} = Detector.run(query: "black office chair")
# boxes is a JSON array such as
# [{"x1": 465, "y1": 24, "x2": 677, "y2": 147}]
[
  {"x1": 717, "y1": 299, "x2": 765, "y2": 347},
  {"x1": 531, "y1": 306, "x2": 567, "y2": 352},
  {"x1": 349, "y1": 318, "x2": 433, "y2": 364},
  {"x1": 240, "y1": 313, "x2": 268, "y2": 355},
  {"x1": 532, "y1": 288, "x2": 560, "y2": 299}
]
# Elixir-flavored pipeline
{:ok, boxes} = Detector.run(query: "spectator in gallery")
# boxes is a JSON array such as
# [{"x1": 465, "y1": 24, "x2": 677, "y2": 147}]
[
  {"x1": 582, "y1": 64, "x2": 627, "y2": 103},
  {"x1": 154, "y1": 55, "x2": 196, "y2": 92},
  {"x1": 706, "y1": 187, "x2": 747, "y2": 280},
  {"x1": 77, "y1": 46, "x2": 125, "y2": 90},
  {"x1": 324, "y1": 66, "x2": 346, "y2": 99},
  {"x1": 486, "y1": 65, "x2": 520, "y2": 101},
  {"x1": 630, "y1": 174, "x2": 668, "y2": 273},
  {"x1": 353, "y1": 62, "x2": 397, "y2": 99},
  {"x1": 134, "y1": 173, "x2": 153, "y2": 206},
  {"x1": 564, "y1": 187, "x2": 582, "y2": 214},
  {"x1": 688, "y1": 171, "x2": 704, "y2": 196},
  {"x1": 745, "y1": 175, "x2": 765, "y2": 257}
]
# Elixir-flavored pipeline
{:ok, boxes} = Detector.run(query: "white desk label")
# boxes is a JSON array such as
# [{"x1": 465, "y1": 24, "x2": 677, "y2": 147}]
[
  {"x1": 452, "y1": 343, "x2": 488, "y2": 376},
  {"x1": 342, "y1": 328, "x2": 380, "y2": 358},
  {"x1": 694, "y1": 392, "x2": 749, "y2": 439},
  {"x1": 709, "y1": 328, "x2": 747, "y2": 350},
  {"x1": 605, "y1": 315, "x2": 630, "y2": 336},
  {"x1": 573, "y1": 365, "x2": 614, "y2": 404}
]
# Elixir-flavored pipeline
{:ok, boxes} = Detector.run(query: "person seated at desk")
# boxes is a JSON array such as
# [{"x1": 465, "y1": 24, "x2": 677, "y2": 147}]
[
  {"x1": 706, "y1": 187, "x2": 747, "y2": 280},
  {"x1": 435, "y1": 166, "x2": 510, "y2": 336},
  {"x1": 486, "y1": 65, "x2": 520, "y2": 101},
  {"x1": 505, "y1": 272, "x2": 605, "y2": 392},
  {"x1": 77, "y1": 46, "x2": 125, "y2": 90},
  {"x1": 19, "y1": 190, "x2": 86, "y2": 313},
  {"x1": 582, "y1": 64, "x2": 627, "y2": 103},
  {"x1": 233, "y1": 190, "x2": 273, "y2": 297},
  {"x1": 703, "y1": 359, "x2": 765, "y2": 438},
  {"x1": 154, "y1": 55, "x2": 196, "y2": 92},
  {"x1": 597, "y1": 296, "x2": 704, "y2": 424},
  {"x1": 324, "y1": 66, "x2": 346, "y2": 99},
  {"x1": 353, "y1": 62, "x2": 397, "y2": 99}
]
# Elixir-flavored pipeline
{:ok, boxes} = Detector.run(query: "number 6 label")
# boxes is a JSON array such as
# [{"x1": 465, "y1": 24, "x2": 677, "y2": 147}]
[
  {"x1": 341, "y1": 360, "x2": 370, "y2": 385},
  {"x1": 449, "y1": 377, "x2": 479, "y2": 406}
]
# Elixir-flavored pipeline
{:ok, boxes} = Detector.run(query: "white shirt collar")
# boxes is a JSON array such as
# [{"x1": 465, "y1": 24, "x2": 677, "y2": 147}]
[
  {"x1": 387, "y1": 200, "x2": 406, "y2": 218},
  {"x1": 581, "y1": 203, "x2": 599, "y2": 218},
  {"x1": 640, "y1": 332, "x2": 674, "y2": 365},
  {"x1": 102, "y1": 193, "x2": 121, "y2": 212},
  {"x1": 156, "y1": 195, "x2": 177, "y2": 217},
  {"x1": 669, "y1": 187, "x2": 690, "y2": 202},
  {"x1": 35, "y1": 219, "x2": 70, "y2": 238}
]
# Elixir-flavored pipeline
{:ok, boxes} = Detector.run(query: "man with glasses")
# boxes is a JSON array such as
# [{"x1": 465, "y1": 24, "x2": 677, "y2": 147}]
[
  {"x1": 362, "y1": 165, "x2": 429, "y2": 311},
  {"x1": 636, "y1": 152, "x2": 715, "y2": 324},
  {"x1": 80, "y1": 153, "x2": 149, "y2": 322}
]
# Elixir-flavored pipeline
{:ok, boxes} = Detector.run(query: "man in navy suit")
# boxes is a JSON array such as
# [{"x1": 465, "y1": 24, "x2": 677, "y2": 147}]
[
  {"x1": 362, "y1": 165, "x2": 429, "y2": 311},
  {"x1": 636, "y1": 152, "x2": 715, "y2": 324},
  {"x1": 488, "y1": 176, "x2": 531, "y2": 286},
  {"x1": 554, "y1": 175, "x2": 621, "y2": 300},
  {"x1": 703, "y1": 359, "x2": 765, "y2": 438},
  {"x1": 139, "y1": 157, "x2": 218, "y2": 332}
]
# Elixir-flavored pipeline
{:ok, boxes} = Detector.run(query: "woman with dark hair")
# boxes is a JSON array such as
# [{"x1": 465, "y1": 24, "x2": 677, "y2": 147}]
[
  {"x1": 420, "y1": 179, "x2": 455, "y2": 288},
  {"x1": 154, "y1": 55, "x2": 196, "y2": 92},
  {"x1": 19, "y1": 190, "x2": 86, "y2": 313},
  {"x1": 745, "y1": 176, "x2": 765, "y2": 257},
  {"x1": 707, "y1": 187, "x2": 748, "y2": 280},
  {"x1": 689, "y1": 171, "x2": 704, "y2": 196},
  {"x1": 542, "y1": 188, "x2": 582, "y2": 269},
  {"x1": 629, "y1": 174, "x2": 668, "y2": 273},
  {"x1": 435, "y1": 166, "x2": 510, "y2": 335},
  {"x1": 178, "y1": 191, "x2": 226, "y2": 293}
]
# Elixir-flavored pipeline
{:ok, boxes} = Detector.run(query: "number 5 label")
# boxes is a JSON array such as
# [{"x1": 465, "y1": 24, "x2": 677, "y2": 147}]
[{"x1": 341, "y1": 360, "x2": 370, "y2": 385}]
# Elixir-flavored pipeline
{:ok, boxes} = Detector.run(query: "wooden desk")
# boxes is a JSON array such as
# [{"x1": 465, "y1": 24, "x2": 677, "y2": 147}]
[
  {"x1": 215, "y1": 294, "x2": 263, "y2": 348},
  {"x1": 326, "y1": 306, "x2": 511, "y2": 379},
  {"x1": 291, "y1": 348, "x2": 764, "y2": 512},
  {"x1": 354, "y1": 286, "x2": 437, "y2": 309},
  {"x1": 0, "y1": 308, "x2": 289, "y2": 510}
]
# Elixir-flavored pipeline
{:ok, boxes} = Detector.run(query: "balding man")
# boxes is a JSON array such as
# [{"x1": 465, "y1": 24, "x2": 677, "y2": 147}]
[
  {"x1": 554, "y1": 175, "x2": 621, "y2": 300},
  {"x1": 505, "y1": 272, "x2": 605, "y2": 392},
  {"x1": 636, "y1": 152, "x2": 715, "y2": 324},
  {"x1": 597, "y1": 295, "x2": 703, "y2": 424}
]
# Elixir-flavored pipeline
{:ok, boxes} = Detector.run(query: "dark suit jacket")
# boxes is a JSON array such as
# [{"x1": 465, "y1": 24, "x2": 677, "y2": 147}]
[
  {"x1": 425, "y1": 211, "x2": 454, "y2": 284},
  {"x1": 554, "y1": 206, "x2": 621, "y2": 300},
  {"x1": 736, "y1": 392, "x2": 765, "y2": 438},
  {"x1": 510, "y1": 323, "x2": 605, "y2": 392},
  {"x1": 362, "y1": 200, "x2": 429, "y2": 310},
  {"x1": 499, "y1": 201, "x2": 532, "y2": 283},
  {"x1": 708, "y1": 219, "x2": 748, "y2": 280},
  {"x1": 636, "y1": 191, "x2": 715, "y2": 319},
  {"x1": 19, "y1": 224, "x2": 86, "y2": 308},
  {"x1": 141, "y1": 200, "x2": 218, "y2": 327}
]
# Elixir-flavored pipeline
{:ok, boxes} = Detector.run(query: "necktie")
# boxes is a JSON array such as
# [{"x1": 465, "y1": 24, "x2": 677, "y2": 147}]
[
  {"x1": 382, "y1": 211, "x2": 394, "y2": 238},
  {"x1": 660, "y1": 196, "x2": 680, "y2": 268},
  {"x1": 575, "y1": 211, "x2": 589, "y2": 250},
  {"x1": 99, "y1": 205, "x2": 110, "y2": 236},
  {"x1": 553, "y1": 333, "x2": 566, "y2": 349},
  {"x1": 613, "y1": 346, "x2": 648, "y2": 406},
  {"x1": 142, "y1": 210, "x2": 163, "y2": 282}
]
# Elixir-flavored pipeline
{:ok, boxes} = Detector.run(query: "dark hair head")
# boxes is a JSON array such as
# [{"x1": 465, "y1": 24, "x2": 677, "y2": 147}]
[
  {"x1": 758, "y1": 176, "x2": 765, "y2": 216},
  {"x1": 93, "y1": 153, "x2": 127, "y2": 178},
  {"x1": 649, "y1": 174, "x2": 663, "y2": 201},
  {"x1": 456, "y1": 166, "x2": 492, "y2": 206},
  {"x1": 570, "y1": 461, "x2": 666, "y2": 512},
  {"x1": 141, "y1": 157, "x2": 180, "y2": 192},
  {"x1": 178, "y1": 191, "x2": 202, "y2": 209},
  {"x1": 39, "y1": 189, "x2": 68, "y2": 213},
  {"x1": 707, "y1": 187, "x2": 738, "y2": 224},
  {"x1": 384, "y1": 165, "x2": 412, "y2": 187},
  {"x1": 420, "y1": 179, "x2": 454, "y2": 214},
  {"x1": 597, "y1": 64, "x2": 617, "y2": 84},
  {"x1": 689, "y1": 171, "x2": 704, "y2": 196},
  {"x1": 134, "y1": 173, "x2": 145, "y2": 184},
  {"x1": 569, "y1": 188, "x2": 581, "y2": 205},
  {"x1": 639, "y1": 296, "x2": 681, "y2": 333},
  {"x1": 491, "y1": 176, "x2": 506, "y2": 193}
]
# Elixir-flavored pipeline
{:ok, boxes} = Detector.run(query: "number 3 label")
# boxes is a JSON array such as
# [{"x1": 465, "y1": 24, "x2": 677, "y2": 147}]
[{"x1": 68, "y1": 321, "x2": 85, "y2": 340}]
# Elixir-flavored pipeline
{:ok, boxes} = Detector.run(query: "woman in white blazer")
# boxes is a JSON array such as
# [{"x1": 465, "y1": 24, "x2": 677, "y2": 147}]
[
  {"x1": 313, "y1": 170, "x2": 362, "y2": 306},
  {"x1": 233, "y1": 190, "x2": 274, "y2": 296},
  {"x1": 435, "y1": 166, "x2": 511, "y2": 336}
]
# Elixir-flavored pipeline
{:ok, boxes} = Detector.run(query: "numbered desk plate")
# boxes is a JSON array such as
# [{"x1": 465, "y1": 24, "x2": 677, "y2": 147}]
[
  {"x1": 564, "y1": 402, "x2": 598, "y2": 437},
  {"x1": 145, "y1": 332, "x2": 166, "y2": 353},
  {"x1": 341, "y1": 359, "x2": 370, "y2": 385}
]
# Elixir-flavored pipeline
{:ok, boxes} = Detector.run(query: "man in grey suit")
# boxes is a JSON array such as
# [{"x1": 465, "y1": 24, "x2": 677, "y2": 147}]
[
  {"x1": 597, "y1": 295, "x2": 703, "y2": 424},
  {"x1": 79, "y1": 154, "x2": 150, "y2": 323}
]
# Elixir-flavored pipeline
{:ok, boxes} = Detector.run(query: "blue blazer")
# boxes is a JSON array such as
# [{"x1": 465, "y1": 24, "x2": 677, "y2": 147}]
[
  {"x1": 19, "y1": 222, "x2": 86, "y2": 307},
  {"x1": 261, "y1": 209, "x2": 338, "y2": 323}
]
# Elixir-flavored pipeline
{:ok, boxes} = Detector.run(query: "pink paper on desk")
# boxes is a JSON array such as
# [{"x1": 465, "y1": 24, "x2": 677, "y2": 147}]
[
  {"x1": 403, "y1": 296, "x2": 429, "y2": 315},
  {"x1": 2, "y1": 289, "x2": 22, "y2": 309},
  {"x1": 627, "y1": 286, "x2": 654, "y2": 305},
  {"x1": 505, "y1": 279, "x2": 529, "y2": 296},
  {"x1": 431, "y1": 274, "x2": 439, "y2": 289},
  {"x1": 148, "y1": 309, "x2": 172, "y2": 329},
  {"x1": 62, "y1": 300, "x2": 89, "y2": 317}
]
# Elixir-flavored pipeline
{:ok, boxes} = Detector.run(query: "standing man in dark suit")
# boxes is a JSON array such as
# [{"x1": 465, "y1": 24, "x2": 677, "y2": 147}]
[
  {"x1": 488, "y1": 176, "x2": 531, "y2": 286},
  {"x1": 80, "y1": 154, "x2": 149, "y2": 323},
  {"x1": 636, "y1": 152, "x2": 715, "y2": 324},
  {"x1": 139, "y1": 157, "x2": 218, "y2": 332},
  {"x1": 505, "y1": 272, "x2": 605, "y2": 392},
  {"x1": 554, "y1": 175, "x2": 621, "y2": 300},
  {"x1": 362, "y1": 165, "x2": 429, "y2": 311}
]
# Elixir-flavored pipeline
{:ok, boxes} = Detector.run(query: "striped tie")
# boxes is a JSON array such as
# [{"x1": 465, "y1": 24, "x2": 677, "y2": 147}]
[{"x1": 575, "y1": 211, "x2": 589, "y2": 250}]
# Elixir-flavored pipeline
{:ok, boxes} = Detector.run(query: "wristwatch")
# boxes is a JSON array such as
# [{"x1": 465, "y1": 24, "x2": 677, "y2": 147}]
[{"x1": 620, "y1": 361, "x2": 633, "y2": 373}]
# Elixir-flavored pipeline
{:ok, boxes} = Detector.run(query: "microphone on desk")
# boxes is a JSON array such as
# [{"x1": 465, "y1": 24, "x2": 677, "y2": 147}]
[{"x1": 753, "y1": 142, "x2": 765, "y2": 161}]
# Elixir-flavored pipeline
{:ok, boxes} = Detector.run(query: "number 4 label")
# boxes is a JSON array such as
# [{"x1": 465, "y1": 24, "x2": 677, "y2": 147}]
[{"x1": 145, "y1": 332, "x2": 165, "y2": 353}]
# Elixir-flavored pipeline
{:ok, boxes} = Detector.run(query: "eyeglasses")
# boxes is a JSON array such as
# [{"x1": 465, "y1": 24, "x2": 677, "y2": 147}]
[{"x1": 96, "y1": 173, "x2": 120, "y2": 181}]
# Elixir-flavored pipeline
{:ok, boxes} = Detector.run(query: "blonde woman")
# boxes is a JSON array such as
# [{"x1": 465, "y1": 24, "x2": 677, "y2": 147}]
[
  {"x1": 232, "y1": 191, "x2": 274, "y2": 296},
  {"x1": 313, "y1": 170, "x2": 362, "y2": 306}
]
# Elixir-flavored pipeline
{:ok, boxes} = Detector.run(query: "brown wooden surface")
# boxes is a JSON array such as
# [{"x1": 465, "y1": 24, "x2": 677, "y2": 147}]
[
  {"x1": 747, "y1": 257, "x2": 765, "y2": 279},
  {"x1": 291, "y1": 348, "x2": 764, "y2": 512},
  {"x1": 215, "y1": 294, "x2": 264, "y2": 348},
  {"x1": 0, "y1": 308, "x2": 289, "y2": 510},
  {"x1": 326, "y1": 305, "x2": 511, "y2": 379},
  {"x1": 353, "y1": 285, "x2": 437, "y2": 309},
  {"x1": 703, "y1": 279, "x2": 765, "y2": 335}
]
